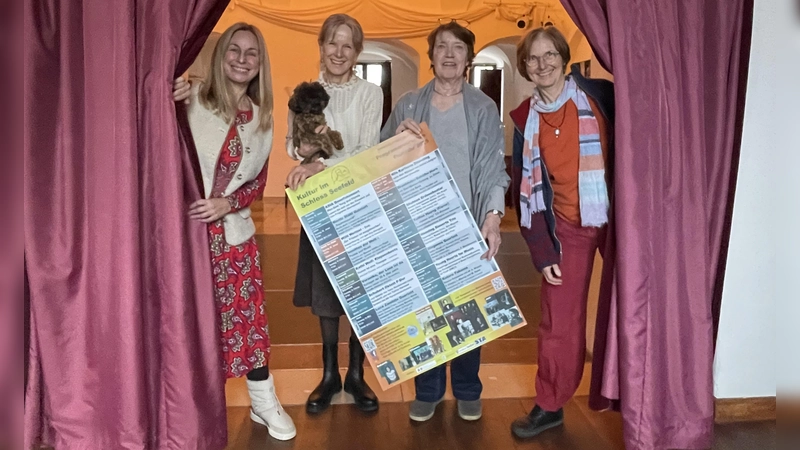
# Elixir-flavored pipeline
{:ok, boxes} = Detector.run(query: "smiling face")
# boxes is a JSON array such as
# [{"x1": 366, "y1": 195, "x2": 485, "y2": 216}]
[
  {"x1": 223, "y1": 30, "x2": 260, "y2": 87},
  {"x1": 320, "y1": 24, "x2": 358, "y2": 78},
  {"x1": 525, "y1": 36, "x2": 565, "y2": 90},
  {"x1": 431, "y1": 31, "x2": 468, "y2": 82}
]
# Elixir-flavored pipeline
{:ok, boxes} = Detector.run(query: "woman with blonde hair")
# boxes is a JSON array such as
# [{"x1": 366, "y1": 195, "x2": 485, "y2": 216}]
[
  {"x1": 286, "y1": 13, "x2": 383, "y2": 415},
  {"x1": 172, "y1": 22, "x2": 296, "y2": 441}
]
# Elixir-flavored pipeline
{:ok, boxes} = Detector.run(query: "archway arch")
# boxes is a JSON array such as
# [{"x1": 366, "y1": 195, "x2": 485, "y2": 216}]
[{"x1": 360, "y1": 39, "x2": 420, "y2": 107}]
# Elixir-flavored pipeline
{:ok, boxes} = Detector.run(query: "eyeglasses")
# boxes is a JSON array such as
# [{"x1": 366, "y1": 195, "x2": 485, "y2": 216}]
[{"x1": 526, "y1": 51, "x2": 560, "y2": 68}]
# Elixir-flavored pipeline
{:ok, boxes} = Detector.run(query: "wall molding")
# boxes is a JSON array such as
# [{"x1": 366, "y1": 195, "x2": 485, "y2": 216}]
[{"x1": 715, "y1": 396, "x2": 776, "y2": 423}]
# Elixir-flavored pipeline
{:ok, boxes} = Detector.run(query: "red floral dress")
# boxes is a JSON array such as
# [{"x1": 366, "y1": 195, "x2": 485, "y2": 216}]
[{"x1": 208, "y1": 110, "x2": 270, "y2": 378}]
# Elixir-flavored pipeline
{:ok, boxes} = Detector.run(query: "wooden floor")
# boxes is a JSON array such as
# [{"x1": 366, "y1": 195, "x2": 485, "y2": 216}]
[{"x1": 225, "y1": 397, "x2": 776, "y2": 450}]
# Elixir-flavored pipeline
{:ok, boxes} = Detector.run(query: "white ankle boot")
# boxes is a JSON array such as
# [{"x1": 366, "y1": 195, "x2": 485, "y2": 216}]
[{"x1": 246, "y1": 375, "x2": 297, "y2": 441}]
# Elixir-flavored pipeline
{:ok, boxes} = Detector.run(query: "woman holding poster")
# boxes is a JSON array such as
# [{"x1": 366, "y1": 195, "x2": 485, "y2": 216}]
[
  {"x1": 380, "y1": 21, "x2": 510, "y2": 423},
  {"x1": 286, "y1": 14, "x2": 384, "y2": 415}
]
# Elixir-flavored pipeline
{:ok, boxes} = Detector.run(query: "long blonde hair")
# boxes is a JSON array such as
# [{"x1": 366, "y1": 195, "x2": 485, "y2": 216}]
[{"x1": 199, "y1": 23, "x2": 273, "y2": 131}]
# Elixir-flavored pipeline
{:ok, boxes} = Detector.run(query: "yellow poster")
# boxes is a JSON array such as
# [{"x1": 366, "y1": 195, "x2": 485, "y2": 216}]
[{"x1": 287, "y1": 124, "x2": 526, "y2": 390}]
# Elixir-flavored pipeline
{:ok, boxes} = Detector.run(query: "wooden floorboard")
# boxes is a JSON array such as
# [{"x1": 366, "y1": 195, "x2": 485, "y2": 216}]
[{"x1": 712, "y1": 420, "x2": 776, "y2": 450}]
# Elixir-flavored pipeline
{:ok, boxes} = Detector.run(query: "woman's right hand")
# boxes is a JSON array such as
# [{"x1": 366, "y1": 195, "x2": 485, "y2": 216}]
[
  {"x1": 542, "y1": 264, "x2": 563, "y2": 286},
  {"x1": 173, "y1": 77, "x2": 191, "y2": 103},
  {"x1": 395, "y1": 118, "x2": 422, "y2": 136}
]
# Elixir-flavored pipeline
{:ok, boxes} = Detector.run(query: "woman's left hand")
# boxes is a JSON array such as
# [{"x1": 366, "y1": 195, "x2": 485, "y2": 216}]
[
  {"x1": 173, "y1": 77, "x2": 191, "y2": 103},
  {"x1": 188, "y1": 198, "x2": 231, "y2": 223},
  {"x1": 480, "y1": 213, "x2": 502, "y2": 260},
  {"x1": 395, "y1": 118, "x2": 422, "y2": 136},
  {"x1": 286, "y1": 161, "x2": 325, "y2": 190}
]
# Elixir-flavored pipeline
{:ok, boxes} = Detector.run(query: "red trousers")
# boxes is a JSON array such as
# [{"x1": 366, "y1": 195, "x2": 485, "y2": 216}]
[{"x1": 535, "y1": 215, "x2": 605, "y2": 411}]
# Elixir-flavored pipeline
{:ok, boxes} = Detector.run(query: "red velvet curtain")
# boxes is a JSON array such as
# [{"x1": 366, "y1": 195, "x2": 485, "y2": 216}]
[
  {"x1": 24, "y1": 0, "x2": 230, "y2": 448},
  {"x1": 559, "y1": 0, "x2": 754, "y2": 448}
]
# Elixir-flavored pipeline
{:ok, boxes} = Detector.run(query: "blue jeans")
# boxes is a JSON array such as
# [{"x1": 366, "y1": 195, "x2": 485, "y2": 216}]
[{"x1": 414, "y1": 347, "x2": 482, "y2": 402}]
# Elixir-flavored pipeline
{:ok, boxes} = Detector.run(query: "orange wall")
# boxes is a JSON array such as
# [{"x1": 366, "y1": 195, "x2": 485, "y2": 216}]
[{"x1": 211, "y1": 1, "x2": 588, "y2": 197}]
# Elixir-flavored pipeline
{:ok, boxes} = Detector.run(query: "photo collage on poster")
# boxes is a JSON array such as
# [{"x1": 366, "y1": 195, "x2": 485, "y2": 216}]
[{"x1": 361, "y1": 272, "x2": 525, "y2": 389}]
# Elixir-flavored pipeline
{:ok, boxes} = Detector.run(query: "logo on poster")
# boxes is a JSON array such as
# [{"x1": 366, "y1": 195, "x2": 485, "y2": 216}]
[{"x1": 331, "y1": 166, "x2": 351, "y2": 183}]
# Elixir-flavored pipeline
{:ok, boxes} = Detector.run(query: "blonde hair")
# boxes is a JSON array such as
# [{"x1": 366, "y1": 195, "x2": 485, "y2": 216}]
[
  {"x1": 317, "y1": 14, "x2": 365, "y2": 54},
  {"x1": 200, "y1": 23, "x2": 273, "y2": 131}
]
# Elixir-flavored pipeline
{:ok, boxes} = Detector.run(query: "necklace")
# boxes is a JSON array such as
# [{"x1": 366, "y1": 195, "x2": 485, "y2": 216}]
[
  {"x1": 433, "y1": 82, "x2": 463, "y2": 97},
  {"x1": 433, "y1": 88, "x2": 463, "y2": 97},
  {"x1": 539, "y1": 106, "x2": 567, "y2": 138}
]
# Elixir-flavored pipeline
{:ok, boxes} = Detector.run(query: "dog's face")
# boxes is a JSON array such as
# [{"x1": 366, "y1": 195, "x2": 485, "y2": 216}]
[{"x1": 288, "y1": 81, "x2": 330, "y2": 115}]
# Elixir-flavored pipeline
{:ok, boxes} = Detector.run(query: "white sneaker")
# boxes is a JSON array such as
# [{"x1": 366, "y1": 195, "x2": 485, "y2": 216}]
[{"x1": 246, "y1": 375, "x2": 297, "y2": 441}]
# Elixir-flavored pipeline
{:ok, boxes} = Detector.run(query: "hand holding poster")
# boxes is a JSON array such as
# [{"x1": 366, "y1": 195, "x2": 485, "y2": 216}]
[{"x1": 287, "y1": 124, "x2": 526, "y2": 390}]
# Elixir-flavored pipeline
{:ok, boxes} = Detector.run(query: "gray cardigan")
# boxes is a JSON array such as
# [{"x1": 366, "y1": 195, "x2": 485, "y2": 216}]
[{"x1": 380, "y1": 81, "x2": 510, "y2": 228}]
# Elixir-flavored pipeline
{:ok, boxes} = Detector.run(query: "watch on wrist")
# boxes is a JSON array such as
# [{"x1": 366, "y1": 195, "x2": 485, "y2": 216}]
[{"x1": 487, "y1": 209, "x2": 502, "y2": 218}]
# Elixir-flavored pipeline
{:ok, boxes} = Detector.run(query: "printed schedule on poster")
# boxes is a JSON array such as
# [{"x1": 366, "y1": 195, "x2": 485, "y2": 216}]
[{"x1": 287, "y1": 124, "x2": 526, "y2": 390}]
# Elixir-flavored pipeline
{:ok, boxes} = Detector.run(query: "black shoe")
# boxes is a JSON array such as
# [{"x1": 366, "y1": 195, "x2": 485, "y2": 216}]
[
  {"x1": 306, "y1": 344, "x2": 342, "y2": 414},
  {"x1": 511, "y1": 405, "x2": 564, "y2": 439},
  {"x1": 343, "y1": 335, "x2": 379, "y2": 413}
]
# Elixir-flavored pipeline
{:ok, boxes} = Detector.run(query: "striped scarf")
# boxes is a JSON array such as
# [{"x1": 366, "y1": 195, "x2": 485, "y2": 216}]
[{"x1": 519, "y1": 76, "x2": 609, "y2": 229}]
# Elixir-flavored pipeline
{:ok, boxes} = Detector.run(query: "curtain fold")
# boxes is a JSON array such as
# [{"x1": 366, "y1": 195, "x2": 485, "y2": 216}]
[
  {"x1": 558, "y1": 0, "x2": 754, "y2": 448},
  {"x1": 558, "y1": 0, "x2": 611, "y2": 71},
  {"x1": 24, "y1": 0, "x2": 230, "y2": 448},
  {"x1": 232, "y1": 0, "x2": 496, "y2": 38}
]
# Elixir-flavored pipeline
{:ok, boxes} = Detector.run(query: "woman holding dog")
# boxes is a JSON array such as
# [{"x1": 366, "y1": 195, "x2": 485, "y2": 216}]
[
  {"x1": 285, "y1": 14, "x2": 384, "y2": 415},
  {"x1": 171, "y1": 23, "x2": 296, "y2": 442}
]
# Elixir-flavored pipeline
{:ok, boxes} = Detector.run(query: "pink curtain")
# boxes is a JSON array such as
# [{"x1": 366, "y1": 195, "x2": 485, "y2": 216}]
[
  {"x1": 24, "y1": 0, "x2": 230, "y2": 448},
  {"x1": 559, "y1": 0, "x2": 754, "y2": 449}
]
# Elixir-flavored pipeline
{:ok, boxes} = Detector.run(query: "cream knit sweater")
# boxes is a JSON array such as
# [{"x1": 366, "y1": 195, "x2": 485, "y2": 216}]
[{"x1": 286, "y1": 72, "x2": 383, "y2": 167}]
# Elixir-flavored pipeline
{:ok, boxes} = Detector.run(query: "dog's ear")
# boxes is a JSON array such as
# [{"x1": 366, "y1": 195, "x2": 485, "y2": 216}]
[
  {"x1": 288, "y1": 83, "x2": 301, "y2": 113},
  {"x1": 289, "y1": 81, "x2": 317, "y2": 113},
  {"x1": 317, "y1": 89, "x2": 330, "y2": 110}
]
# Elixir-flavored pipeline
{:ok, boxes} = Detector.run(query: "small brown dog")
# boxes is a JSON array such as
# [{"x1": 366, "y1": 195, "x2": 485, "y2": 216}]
[{"x1": 288, "y1": 81, "x2": 344, "y2": 164}]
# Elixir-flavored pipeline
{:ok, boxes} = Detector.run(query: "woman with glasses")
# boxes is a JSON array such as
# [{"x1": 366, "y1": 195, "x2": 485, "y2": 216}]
[{"x1": 508, "y1": 26, "x2": 614, "y2": 439}]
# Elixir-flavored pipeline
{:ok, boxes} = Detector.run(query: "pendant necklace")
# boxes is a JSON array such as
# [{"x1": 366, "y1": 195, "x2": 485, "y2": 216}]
[
  {"x1": 540, "y1": 106, "x2": 567, "y2": 138},
  {"x1": 434, "y1": 87, "x2": 463, "y2": 97}
]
